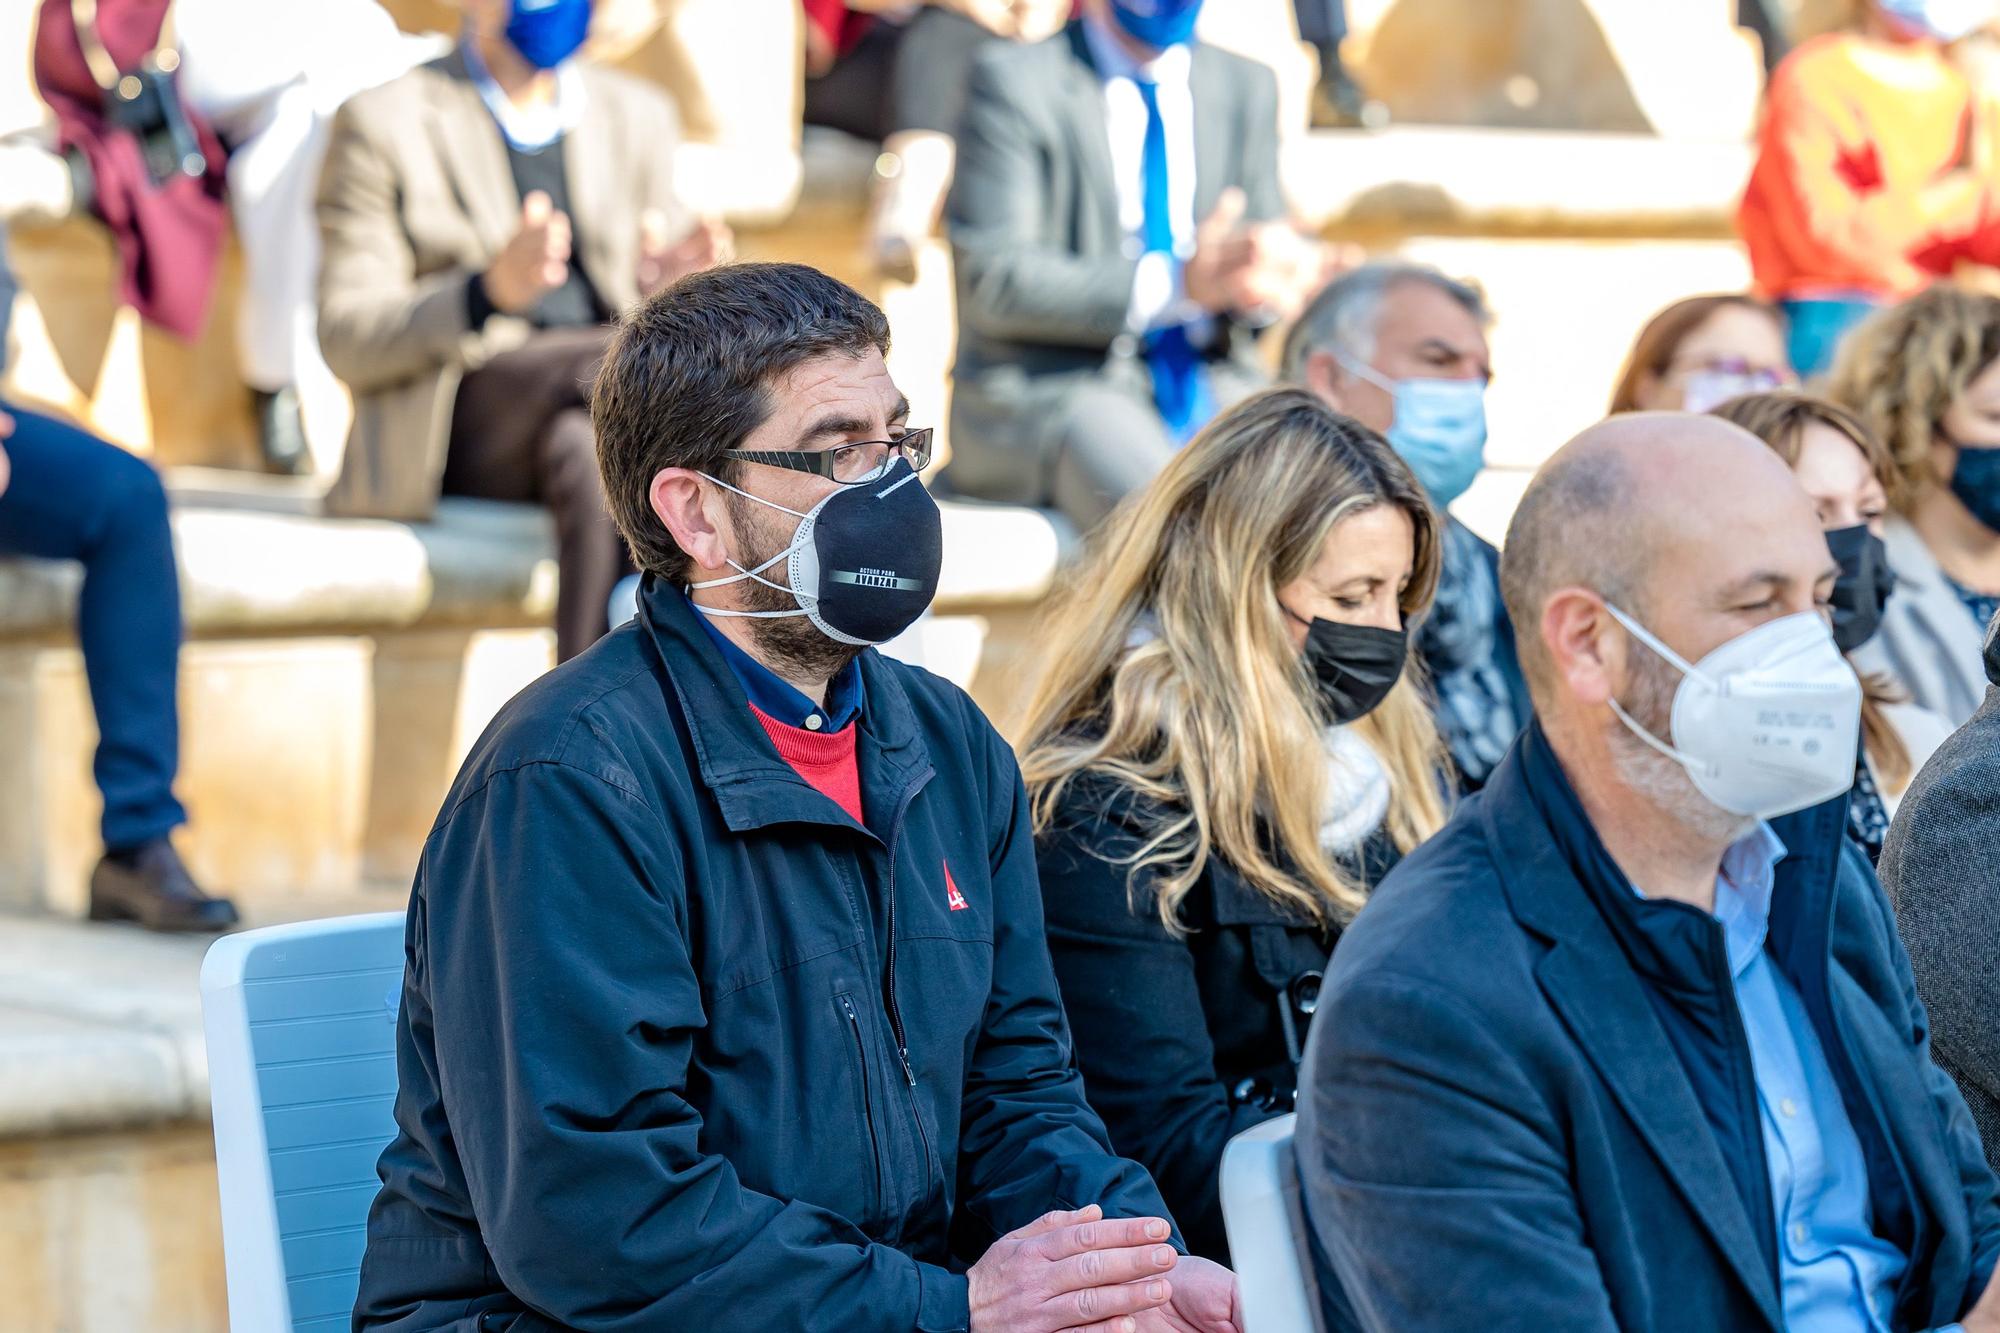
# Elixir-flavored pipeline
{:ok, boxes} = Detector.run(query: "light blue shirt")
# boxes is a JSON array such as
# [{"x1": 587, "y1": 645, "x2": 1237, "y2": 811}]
[
  {"x1": 1648, "y1": 826, "x2": 1949, "y2": 1332},
  {"x1": 461, "y1": 37, "x2": 587, "y2": 151}
]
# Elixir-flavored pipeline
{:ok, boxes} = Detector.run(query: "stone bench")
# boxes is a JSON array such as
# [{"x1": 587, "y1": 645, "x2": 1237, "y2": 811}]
[
  {"x1": 0, "y1": 912, "x2": 227, "y2": 1328},
  {"x1": 0, "y1": 473, "x2": 1070, "y2": 920}
]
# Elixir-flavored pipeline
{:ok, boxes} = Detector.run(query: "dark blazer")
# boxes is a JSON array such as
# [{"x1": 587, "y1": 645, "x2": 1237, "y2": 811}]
[
  {"x1": 1296, "y1": 726, "x2": 2000, "y2": 1333},
  {"x1": 354, "y1": 578, "x2": 1173, "y2": 1332},
  {"x1": 1882, "y1": 617, "x2": 2000, "y2": 1172},
  {"x1": 1036, "y1": 768, "x2": 1399, "y2": 1263},
  {"x1": 944, "y1": 22, "x2": 1285, "y2": 504}
]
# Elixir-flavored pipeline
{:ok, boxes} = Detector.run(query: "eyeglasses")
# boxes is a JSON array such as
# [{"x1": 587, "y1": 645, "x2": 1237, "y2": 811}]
[{"x1": 724, "y1": 427, "x2": 934, "y2": 486}]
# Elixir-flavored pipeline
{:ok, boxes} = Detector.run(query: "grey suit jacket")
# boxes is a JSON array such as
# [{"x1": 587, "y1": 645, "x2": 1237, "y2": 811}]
[
  {"x1": 1855, "y1": 514, "x2": 1995, "y2": 727},
  {"x1": 1881, "y1": 616, "x2": 2000, "y2": 1173},
  {"x1": 945, "y1": 23, "x2": 1285, "y2": 504},
  {"x1": 316, "y1": 47, "x2": 683, "y2": 520}
]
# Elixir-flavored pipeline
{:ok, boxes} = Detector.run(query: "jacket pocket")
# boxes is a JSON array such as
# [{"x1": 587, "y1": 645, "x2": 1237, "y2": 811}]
[{"x1": 836, "y1": 992, "x2": 886, "y2": 1225}]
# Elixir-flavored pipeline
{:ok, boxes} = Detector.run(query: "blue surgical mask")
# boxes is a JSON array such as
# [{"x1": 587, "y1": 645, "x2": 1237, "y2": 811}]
[
  {"x1": 1877, "y1": 0, "x2": 1995, "y2": 41},
  {"x1": 1337, "y1": 353, "x2": 1489, "y2": 508},
  {"x1": 506, "y1": 0, "x2": 591, "y2": 71},
  {"x1": 1107, "y1": 0, "x2": 1204, "y2": 49}
]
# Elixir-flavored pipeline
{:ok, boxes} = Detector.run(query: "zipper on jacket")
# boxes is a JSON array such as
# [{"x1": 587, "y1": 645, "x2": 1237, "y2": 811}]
[
  {"x1": 838, "y1": 993, "x2": 886, "y2": 1220},
  {"x1": 881, "y1": 767, "x2": 938, "y2": 1193}
]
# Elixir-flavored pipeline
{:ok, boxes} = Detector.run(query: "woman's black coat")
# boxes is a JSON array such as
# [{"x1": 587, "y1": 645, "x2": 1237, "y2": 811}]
[{"x1": 1035, "y1": 769, "x2": 1399, "y2": 1262}]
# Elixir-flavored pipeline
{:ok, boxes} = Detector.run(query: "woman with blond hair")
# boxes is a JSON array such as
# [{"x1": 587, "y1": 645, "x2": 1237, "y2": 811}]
[
  {"x1": 1019, "y1": 387, "x2": 1453, "y2": 1262},
  {"x1": 1709, "y1": 390, "x2": 1954, "y2": 861},
  {"x1": 1827, "y1": 284, "x2": 2000, "y2": 724}
]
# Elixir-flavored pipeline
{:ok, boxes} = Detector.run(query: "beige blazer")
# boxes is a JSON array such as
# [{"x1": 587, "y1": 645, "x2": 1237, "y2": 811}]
[{"x1": 315, "y1": 46, "x2": 683, "y2": 520}]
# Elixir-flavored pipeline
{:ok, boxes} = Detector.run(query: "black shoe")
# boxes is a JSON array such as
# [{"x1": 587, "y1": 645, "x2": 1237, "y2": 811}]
[
  {"x1": 89, "y1": 838, "x2": 240, "y2": 933},
  {"x1": 252, "y1": 386, "x2": 312, "y2": 477},
  {"x1": 1311, "y1": 65, "x2": 1390, "y2": 131}
]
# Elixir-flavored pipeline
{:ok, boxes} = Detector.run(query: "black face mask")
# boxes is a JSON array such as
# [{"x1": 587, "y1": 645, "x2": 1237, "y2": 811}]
[
  {"x1": 1301, "y1": 616, "x2": 1408, "y2": 725},
  {"x1": 1825, "y1": 524, "x2": 1896, "y2": 654},
  {"x1": 691, "y1": 460, "x2": 944, "y2": 646}
]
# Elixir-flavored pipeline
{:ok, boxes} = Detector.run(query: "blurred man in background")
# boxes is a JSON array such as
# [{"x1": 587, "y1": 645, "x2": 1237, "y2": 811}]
[
  {"x1": 945, "y1": 0, "x2": 1330, "y2": 529},
  {"x1": 1286, "y1": 260, "x2": 1527, "y2": 788},
  {"x1": 315, "y1": 0, "x2": 729, "y2": 661}
]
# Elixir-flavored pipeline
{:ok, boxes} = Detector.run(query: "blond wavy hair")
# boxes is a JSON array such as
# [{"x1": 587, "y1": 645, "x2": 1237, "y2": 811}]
[
  {"x1": 1824, "y1": 285, "x2": 2000, "y2": 510},
  {"x1": 1017, "y1": 388, "x2": 1451, "y2": 933}
]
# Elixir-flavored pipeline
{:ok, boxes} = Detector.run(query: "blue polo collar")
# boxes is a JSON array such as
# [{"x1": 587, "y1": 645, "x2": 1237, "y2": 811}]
[{"x1": 684, "y1": 588, "x2": 863, "y2": 733}]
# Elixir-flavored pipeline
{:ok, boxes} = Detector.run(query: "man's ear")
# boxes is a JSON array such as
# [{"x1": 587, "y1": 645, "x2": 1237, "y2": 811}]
[
  {"x1": 1304, "y1": 348, "x2": 1349, "y2": 412},
  {"x1": 652, "y1": 468, "x2": 730, "y2": 575},
  {"x1": 1542, "y1": 588, "x2": 1623, "y2": 708}
]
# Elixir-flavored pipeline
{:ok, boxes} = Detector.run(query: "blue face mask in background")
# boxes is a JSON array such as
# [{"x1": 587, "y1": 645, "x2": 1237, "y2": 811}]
[
  {"x1": 1949, "y1": 439, "x2": 2000, "y2": 533},
  {"x1": 1107, "y1": 0, "x2": 1204, "y2": 49},
  {"x1": 1877, "y1": 0, "x2": 1996, "y2": 42},
  {"x1": 506, "y1": 0, "x2": 592, "y2": 70},
  {"x1": 1337, "y1": 353, "x2": 1489, "y2": 509}
]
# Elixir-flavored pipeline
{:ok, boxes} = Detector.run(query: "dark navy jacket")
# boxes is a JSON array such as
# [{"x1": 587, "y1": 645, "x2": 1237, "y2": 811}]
[
  {"x1": 1296, "y1": 724, "x2": 2000, "y2": 1333},
  {"x1": 353, "y1": 577, "x2": 1173, "y2": 1332}
]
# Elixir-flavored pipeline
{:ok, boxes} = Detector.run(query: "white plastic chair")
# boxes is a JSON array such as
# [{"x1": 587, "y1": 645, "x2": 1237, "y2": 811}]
[
  {"x1": 201, "y1": 913, "x2": 406, "y2": 1332},
  {"x1": 1219, "y1": 1113, "x2": 1326, "y2": 1333}
]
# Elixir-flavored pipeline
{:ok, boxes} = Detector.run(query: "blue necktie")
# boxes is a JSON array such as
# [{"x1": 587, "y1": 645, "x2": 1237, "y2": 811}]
[{"x1": 1134, "y1": 76, "x2": 1214, "y2": 443}]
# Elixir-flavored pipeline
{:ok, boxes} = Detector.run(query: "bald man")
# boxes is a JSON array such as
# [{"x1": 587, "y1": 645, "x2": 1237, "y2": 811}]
[{"x1": 1294, "y1": 414, "x2": 2000, "y2": 1333}]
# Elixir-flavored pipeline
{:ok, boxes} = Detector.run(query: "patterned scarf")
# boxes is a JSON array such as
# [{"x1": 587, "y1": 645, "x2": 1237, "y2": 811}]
[{"x1": 1417, "y1": 519, "x2": 1523, "y2": 785}]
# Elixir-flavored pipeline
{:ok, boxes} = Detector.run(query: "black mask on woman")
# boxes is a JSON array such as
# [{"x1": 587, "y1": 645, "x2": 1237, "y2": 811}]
[
  {"x1": 1948, "y1": 440, "x2": 2000, "y2": 534},
  {"x1": 1301, "y1": 617, "x2": 1408, "y2": 724},
  {"x1": 1825, "y1": 524, "x2": 1896, "y2": 654}
]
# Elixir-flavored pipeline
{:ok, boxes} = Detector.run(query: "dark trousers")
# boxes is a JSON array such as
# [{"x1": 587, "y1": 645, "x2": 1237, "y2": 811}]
[
  {"x1": 442, "y1": 326, "x2": 626, "y2": 663},
  {"x1": 1292, "y1": 0, "x2": 1348, "y2": 47},
  {"x1": 0, "y1": 405, "x2": 186, "y2": 849},
  {"x1": 803, "y1": 18, "x2": 901, "y2": 143}
]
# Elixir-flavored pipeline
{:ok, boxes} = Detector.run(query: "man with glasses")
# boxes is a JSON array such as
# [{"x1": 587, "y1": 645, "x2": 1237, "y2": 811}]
[{"x1": 354, "y1": 261, "x2": 1242, "y2": 1333}]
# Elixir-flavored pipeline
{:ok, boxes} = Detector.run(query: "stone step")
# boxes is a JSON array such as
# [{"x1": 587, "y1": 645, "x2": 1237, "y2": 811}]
[{"x1": 0, "y1": 482, "x2": 1070, "y2": 921}]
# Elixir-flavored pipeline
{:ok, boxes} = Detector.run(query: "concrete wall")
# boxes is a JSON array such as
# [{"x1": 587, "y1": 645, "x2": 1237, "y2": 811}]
[{"x1": 1, "y1": 1126, "x2": 228, "y2": 1333}]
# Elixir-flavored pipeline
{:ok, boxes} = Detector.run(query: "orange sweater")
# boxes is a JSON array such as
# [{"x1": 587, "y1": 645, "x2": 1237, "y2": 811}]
[{"x1": 1739, "y1": 33, "x2": 1993, "y2": 299}]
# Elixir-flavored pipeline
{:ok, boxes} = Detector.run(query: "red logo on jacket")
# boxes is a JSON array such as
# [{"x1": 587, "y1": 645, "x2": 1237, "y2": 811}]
[{"x1": 944, "y1": 861, "x2": 969, "y2": 911}]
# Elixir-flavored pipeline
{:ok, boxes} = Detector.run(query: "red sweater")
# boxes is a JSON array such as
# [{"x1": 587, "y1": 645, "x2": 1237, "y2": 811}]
[{"x1": 752, "y1": 705, "x2": 863, "y2": 825}]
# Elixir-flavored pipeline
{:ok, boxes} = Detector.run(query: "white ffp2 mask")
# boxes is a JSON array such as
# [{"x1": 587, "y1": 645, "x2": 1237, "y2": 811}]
[{"x1": 1604, "y1": 605, "x2": 1862, "y2": 820}]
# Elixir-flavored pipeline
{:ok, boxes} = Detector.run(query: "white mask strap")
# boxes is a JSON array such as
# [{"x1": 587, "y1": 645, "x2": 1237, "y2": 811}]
[
  {"x1": 1604, "y1": 603, "x2": 1716, "y2": 690},
  {"x1": 693, "y1": 604, "x2": 808, "y2": 621},
  {"x1": 686, "y1": 545, "x2": 788, "y2": 592},
  {"x1": 699, "y1": 471, "x2": 812, "y2": 520},
  {"x1": 684, "y1": 470, "x2": 815, "y2": 597},
  {"x1": 1332, "y1": 350, "x2": 1398, "y2": 395},
  {"x1": 1606, "y1": 696, "x2": 1716, "y2": 779}
]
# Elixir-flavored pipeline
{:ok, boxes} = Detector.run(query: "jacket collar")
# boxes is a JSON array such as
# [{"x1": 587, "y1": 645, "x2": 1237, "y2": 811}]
[
  {"x1": 636, "y1": 575, "x2": 929, "y2": 836},
  {"x1": 1483, "y1": 726, "x2": 1784, "y2": 1330},
  {"x1": 1987, "y1": 611, "x2": 2000, "y2": 686}
]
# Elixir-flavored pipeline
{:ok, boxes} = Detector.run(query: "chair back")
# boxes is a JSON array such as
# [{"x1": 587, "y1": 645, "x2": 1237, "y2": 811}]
[
  {"x1": 1219, "y1": 1113, "x2": 1326, "y2": 1333},
  {"x1": 200, "y1": 913, "x2": 406, "y2": 1332}
]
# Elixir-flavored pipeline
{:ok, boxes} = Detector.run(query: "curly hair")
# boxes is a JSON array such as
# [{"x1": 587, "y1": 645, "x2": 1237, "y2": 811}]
[{"x1": 1824, "y1": 285, "x2": 2000, "y2": 511}]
